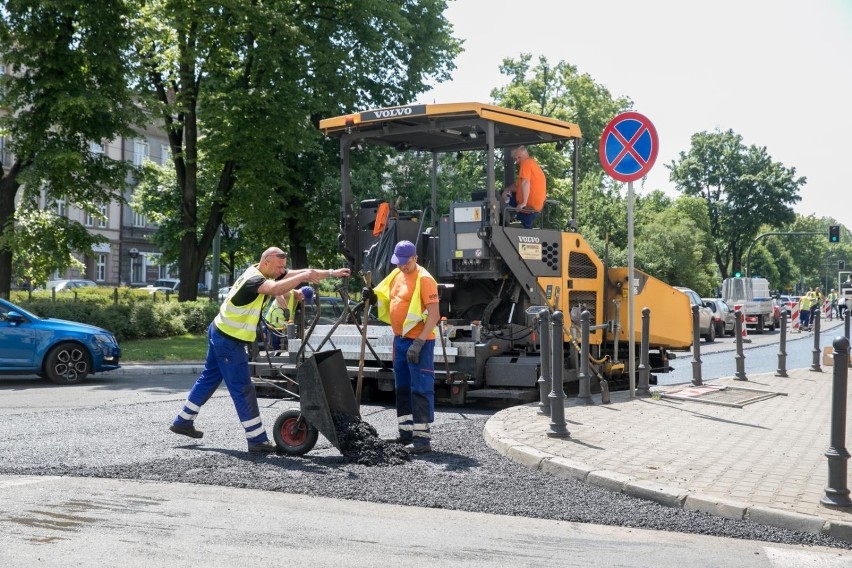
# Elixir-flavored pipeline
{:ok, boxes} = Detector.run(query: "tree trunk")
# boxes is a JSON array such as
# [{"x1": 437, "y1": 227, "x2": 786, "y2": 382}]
[{"x1": 0, "y1": 167, "x2": 22, "y2": 299}]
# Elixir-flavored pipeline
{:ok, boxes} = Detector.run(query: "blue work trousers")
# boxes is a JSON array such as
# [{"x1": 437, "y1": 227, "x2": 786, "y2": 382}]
[
  {"x1": 393, "y1": 336, "x2": 435, "y2": 447},
  {"x1": 173, "y1": 322, "x2": 268, "y2": 444},
  {"x1": 508, "y1": 194, "x2": 539, "y2": 229}
]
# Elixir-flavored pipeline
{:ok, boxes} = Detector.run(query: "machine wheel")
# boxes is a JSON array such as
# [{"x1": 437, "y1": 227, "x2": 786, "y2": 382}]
[
  {"x1": 273, "y1": 409, "x2": 318, "y2": 456},
  {"x1": 44, "y1": 342, "x2": 90, "y2": 385}
]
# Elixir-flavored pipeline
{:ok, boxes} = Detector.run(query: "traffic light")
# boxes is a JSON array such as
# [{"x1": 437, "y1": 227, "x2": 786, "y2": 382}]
[{"x1": 829, "y1": 225, "x2": 840, "y2": 243}]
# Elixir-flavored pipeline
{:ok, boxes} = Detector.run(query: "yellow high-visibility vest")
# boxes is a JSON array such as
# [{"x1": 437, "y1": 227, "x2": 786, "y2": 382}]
[
  {"x1": 214, "y1": 265, "x2": 266, "y2": 342},
  {"x1": 374, "y1": 265, "x2": 434, "y2": 335}
]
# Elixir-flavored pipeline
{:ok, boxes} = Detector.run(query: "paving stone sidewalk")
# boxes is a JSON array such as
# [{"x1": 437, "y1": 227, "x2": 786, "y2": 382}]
[{"x1": 484, "y1": 367, "x2": 852, "y2": 543}]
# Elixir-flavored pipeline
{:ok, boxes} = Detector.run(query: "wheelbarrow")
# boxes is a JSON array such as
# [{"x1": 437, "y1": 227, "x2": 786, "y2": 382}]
[{"x1": 272, "y1": 349, "x2": 360, "y2": 455}]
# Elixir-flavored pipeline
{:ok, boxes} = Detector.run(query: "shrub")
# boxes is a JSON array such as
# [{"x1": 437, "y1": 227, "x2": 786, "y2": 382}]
[{"x1": 10, "y1": 291, "x2": 219, "y2": 341}]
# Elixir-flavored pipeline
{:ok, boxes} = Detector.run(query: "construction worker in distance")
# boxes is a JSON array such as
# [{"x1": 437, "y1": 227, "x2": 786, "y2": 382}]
[
  {"x1": 170, "y1": 247, "x2": 349, "y2": 453},
  {"x1": 362, "y1": 240, "x2": 440, "y2": 455},
  {"x1": 799, "y1": 289, "x2": 814, "y2": 331},
  {"x1": 500, "y1": 145, "x2": 546, "y2": 229},
  {"x1": 828, "y1": 289, "x2": 838, "y2": 320},
  {"x1": 812, "y1": 287, "x2": 824, "y2": 325}
]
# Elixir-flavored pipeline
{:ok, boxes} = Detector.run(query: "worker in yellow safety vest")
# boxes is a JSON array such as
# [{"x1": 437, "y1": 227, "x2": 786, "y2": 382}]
[
  {"x1": 363, "y1": 240, "x2": 441, "y2": 454},
  {"x1": 170, "y1": 247, "x2": 348, "y2": 453}
]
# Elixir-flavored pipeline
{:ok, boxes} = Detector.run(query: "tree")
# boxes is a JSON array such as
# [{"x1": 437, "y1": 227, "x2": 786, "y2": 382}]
[
  {"x1": 0, "y1": 0, "x2": 140, "y2": 296},
  {"x1": 668, "y1": 130, "x2": 805, "y2": 279},
  {"x1": 131, "y1": 0, "x2": 460, "y2": 300},
  {"x1": 633, "y1": 197, "x2": 717, "y2": 294}
]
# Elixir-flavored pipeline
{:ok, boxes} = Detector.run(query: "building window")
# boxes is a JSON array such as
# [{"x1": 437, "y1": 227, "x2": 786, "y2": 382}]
[
  {"x1": 90, "y1": 141, "x2": 104, "y2": 154},
  {"x1": 96, "y1": 254, "x2": 107, "y2": 282},
  {"x1": 0, "y1": 136, "x2": 12, "y2": 166},
  {"x1": 133, "y1": 139, "x2": 149, "y2": 167},
  {"x1": 84, "y1": 211, "x2": 94, "y2": 227},
  {"x1": 56, "y1": 198, "x2": 66, "y2": 217},
  {"x1": 132, "y1": 209, "x2": 146, "y2": 227},
  {"x1": 161, "y1": 144, "x2": 171, "y2": 166},
  {"x1": 98, "y1": 204, "x2": 108, "y2": 228}
]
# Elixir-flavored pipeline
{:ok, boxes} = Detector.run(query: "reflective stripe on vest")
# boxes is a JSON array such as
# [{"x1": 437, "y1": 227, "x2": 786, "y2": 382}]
[{"x1": 214, "y1": 265, "x2": 266, "y2": 342}]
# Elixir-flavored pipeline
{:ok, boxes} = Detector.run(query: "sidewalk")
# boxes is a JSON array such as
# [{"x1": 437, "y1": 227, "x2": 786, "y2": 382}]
[{"x1": 484, "y1": 367, "x2": 852, "y2": 543}]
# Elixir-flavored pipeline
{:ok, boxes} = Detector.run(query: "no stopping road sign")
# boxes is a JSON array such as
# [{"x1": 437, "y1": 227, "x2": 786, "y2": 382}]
[{"x1": 599, "y1": 112, "x2": 658, "y2": 183}]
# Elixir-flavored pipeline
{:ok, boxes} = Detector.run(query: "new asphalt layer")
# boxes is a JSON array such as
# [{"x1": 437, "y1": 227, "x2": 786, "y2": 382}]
[{"x1": 116, "y1": 329, "x2": 852, "y2": 544}]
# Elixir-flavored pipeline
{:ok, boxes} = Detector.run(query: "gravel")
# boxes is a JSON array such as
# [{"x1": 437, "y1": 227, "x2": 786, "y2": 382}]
[{"x1": 2, "y1": 396, "x2": 850, "y2": 550}]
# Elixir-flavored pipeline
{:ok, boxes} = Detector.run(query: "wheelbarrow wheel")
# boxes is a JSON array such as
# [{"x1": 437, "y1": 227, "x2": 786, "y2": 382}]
[{"x1": 273, "y1": 409, "x2": 318, "y2": 456}]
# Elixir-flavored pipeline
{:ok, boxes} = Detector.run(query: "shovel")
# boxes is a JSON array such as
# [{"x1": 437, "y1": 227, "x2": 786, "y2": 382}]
[{"x1": 356, "y1": 271, "x2": 372, "y2": 404}]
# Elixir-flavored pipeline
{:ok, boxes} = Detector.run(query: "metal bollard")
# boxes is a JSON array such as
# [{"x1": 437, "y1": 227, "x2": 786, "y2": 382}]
[
  {"x1": 637, "y1": 307, "x2": 651, "y2": 396},
  {"x1": 845, "y1": 310, "x2": 850, "y2": 340},
  {"x1": 734, "y1": 309, "x2": 747, "y2": 381},
  {"x1": 776, "y1": 310, "x2": 788, "y2": 377},
  {"x1": 537, "y1": 308, "x2": 552, "y2": 416},
  {"x1": 691, "y1": 305, "x2": 703, "y2": 386},
  {"x1": 811, "y1": 310, "x2": 822, "y2": 372},
  {"x1": 577, "y1": 310, "x2": 592, "y2": 404},
  {"x1": 821, "y1": 336, "x2": 852, "y2": 508},
  {"x1": 547, "y1": 311, "x2": 570, "y2": 437}
]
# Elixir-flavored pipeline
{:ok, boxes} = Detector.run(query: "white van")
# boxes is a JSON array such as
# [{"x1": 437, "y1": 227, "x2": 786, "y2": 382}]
[{"x1": 144, "y1": 278, "x2": 180, "y2": 294}]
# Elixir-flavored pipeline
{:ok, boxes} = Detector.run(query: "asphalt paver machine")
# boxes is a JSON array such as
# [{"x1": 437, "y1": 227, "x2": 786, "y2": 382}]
[{"x1": 273, "y1": 103, "x2": 692, "y2": 405}]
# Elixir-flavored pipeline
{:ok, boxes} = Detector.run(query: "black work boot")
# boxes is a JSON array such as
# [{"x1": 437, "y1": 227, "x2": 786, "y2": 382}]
[
  {"x1": 170, "y1": 423, "x2": 203, "y2": 439},
  {"x1": 247, "y1": 440, "x2": 278, "y2": 453}
]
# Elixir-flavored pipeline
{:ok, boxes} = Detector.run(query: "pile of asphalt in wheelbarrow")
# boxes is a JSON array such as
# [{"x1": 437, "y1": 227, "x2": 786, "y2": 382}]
[{"x1": 331, "y1": 412, "x2": 411, "y2": 466}]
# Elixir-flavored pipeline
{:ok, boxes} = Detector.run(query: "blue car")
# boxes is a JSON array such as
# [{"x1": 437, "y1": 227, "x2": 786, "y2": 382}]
[{"x1": 0, "y1": 298, "x2": 121, "y2": 384}]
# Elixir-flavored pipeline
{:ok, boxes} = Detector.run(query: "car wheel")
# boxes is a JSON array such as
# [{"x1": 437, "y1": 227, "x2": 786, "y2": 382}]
[
  {"x1": 715, "y1": 321, "x2": 724, "y2": 338},
  {"x1": 704, "y1": 322, "x2": 716, "y2": 343},
  {"x1": 44, "y1": 342, "x2": 90, "y2": 385}
]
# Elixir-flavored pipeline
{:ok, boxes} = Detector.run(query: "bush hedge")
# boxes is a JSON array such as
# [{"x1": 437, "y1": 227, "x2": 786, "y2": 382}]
[{"x1": 8, "y1": 288, "x2": 219, "y2": 341}]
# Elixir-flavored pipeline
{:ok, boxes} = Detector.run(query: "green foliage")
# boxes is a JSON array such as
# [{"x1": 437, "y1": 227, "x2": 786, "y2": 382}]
[
  {"x1": 11, "y1": 293, "x2": 219, "y2": 341},
  {"x1": 130, "y1": 0, "x2": 461, "y2": 300},
  {"x1": 0, "y1": 0, "x2": 140, "y2": 296},
  {"x1": 1, "y1": 209, "x2": 104, "y2": 288},
  {"x1": 668, "y1": 130, "x2": 805, "y2": 279}
]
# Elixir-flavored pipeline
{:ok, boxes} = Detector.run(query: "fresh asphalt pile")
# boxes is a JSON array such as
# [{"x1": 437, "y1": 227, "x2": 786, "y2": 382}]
[
  {"x1": 2, "y1": 397, "x2": 851, "y2": 551},
  {"x1": 331, "y1": 411, "x2": 410, "y2": 466}
]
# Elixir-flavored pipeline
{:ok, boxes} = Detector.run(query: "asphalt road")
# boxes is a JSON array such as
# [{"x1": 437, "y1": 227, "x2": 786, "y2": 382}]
[{"x1": 2, "y1": 360, "x2": 852, "y2": 562}]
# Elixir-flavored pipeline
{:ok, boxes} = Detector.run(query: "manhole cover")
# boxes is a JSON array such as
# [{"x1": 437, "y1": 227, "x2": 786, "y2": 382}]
[{"x1": 660, "y1": 384, "x2": 786, "y2": 408}]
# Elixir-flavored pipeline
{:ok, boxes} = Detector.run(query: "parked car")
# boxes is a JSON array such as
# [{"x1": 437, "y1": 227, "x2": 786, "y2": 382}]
[
  {"x1": 703, "y1": 298, "x2": 735, "y2": 337},
  {"x1": 44, "y1": 279, "x2": 98, "y2": 292},
  {"x1": 144, "y1": 278, "x2": 180, "y2": 294},
  {"x1": 674, "y1": 286, "x2": 715, "y2": 342},
  {"x1": 0, "y1": 298, "x2": 121, "y2": 384},
  {"x1": 217, "y1": 286, "x2": 231, "y2": 301},
  {"x1": 144, "y1": 279, "x2": 207, "y2": 295}
]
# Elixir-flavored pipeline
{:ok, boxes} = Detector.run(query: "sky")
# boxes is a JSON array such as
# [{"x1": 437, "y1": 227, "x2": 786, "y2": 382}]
[{"x1": 417, "y1": 0, "x2": 852, "y2": 230}]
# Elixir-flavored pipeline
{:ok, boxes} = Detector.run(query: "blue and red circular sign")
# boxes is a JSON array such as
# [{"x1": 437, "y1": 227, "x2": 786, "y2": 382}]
[{"x1": 599, "y1": 112, "x2": 658, "y2": 182}]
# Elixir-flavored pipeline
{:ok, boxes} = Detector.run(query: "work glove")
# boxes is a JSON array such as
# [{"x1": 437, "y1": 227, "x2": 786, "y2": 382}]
[
  {"x1": 406, "y1": 338, "x2": 425, "y2": 364},
  {"x1": 362, "y1": 287, "x2": 378, "y2": 304},
  {"x1": 299, "y1": 286, "x2": 314, "y2": 303}
]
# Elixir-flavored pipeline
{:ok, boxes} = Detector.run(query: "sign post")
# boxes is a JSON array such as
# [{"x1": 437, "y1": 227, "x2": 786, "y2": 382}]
[{"x1": 599, "y1": 112, "x2": 659, "y2": 397}]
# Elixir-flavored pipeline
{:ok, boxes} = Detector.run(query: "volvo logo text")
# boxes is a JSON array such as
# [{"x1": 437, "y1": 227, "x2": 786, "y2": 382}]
[
  {"x1": 517, "y1": 236, "x2": 540, "y2": 243},
  {"x1": 360, "y1": 105, "x2": 426, "y2": 122}
]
